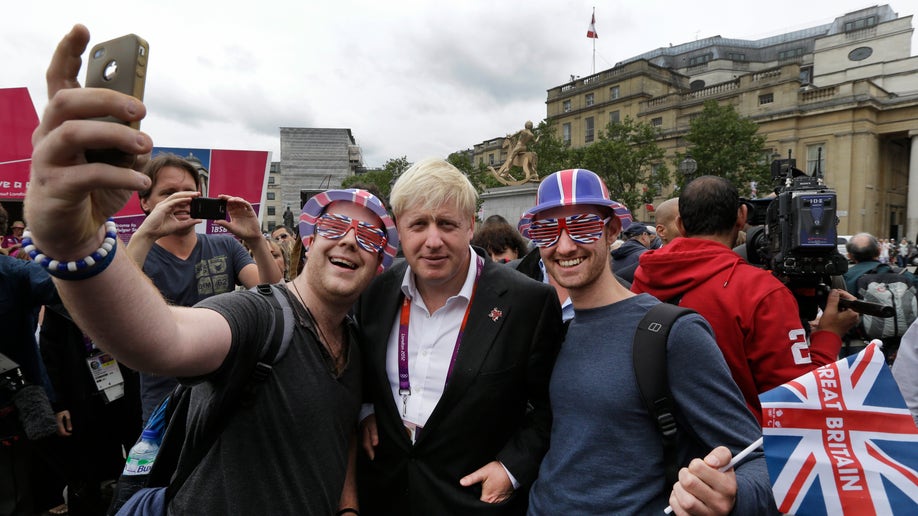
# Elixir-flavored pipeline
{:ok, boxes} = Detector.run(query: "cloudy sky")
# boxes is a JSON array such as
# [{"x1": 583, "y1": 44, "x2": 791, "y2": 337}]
[{"x1": 2, "y1": 1, "x2": 914, "y2": 168}]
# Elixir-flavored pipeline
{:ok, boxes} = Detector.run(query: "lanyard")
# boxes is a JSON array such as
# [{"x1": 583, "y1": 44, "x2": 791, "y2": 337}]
[{"x1": 398, "y1": 254, "x2": 484, "y2": 417}]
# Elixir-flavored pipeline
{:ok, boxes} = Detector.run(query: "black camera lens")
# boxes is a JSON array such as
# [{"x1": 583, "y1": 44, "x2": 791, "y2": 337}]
[{"x1": 93, "y1": 47, "x2": 105, "y2": 59}]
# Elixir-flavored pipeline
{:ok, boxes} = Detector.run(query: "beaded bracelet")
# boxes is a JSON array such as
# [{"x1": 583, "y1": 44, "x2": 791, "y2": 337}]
[{"x1": 22, "y1": 218, "x2": 119, "y2": 281}]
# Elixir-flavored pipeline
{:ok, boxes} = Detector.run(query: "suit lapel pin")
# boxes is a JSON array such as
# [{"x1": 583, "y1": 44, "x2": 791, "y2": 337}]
[{"x1": 488, "y1": 307, "x2": 503, "y2": 322}]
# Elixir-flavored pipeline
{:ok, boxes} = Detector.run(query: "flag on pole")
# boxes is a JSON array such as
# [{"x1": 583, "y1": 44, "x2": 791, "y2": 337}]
[
  {"x1": 759, "y1": 342, "x2": 918, "y2": 515},
  {"x1": 586, "y1": 12, "x2": 598, "y2": 39}
]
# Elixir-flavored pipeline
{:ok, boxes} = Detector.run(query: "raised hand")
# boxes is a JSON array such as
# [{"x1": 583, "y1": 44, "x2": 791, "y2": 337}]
[{"x1": 25, "y1": 24, "x2": 152, "y2": 260}]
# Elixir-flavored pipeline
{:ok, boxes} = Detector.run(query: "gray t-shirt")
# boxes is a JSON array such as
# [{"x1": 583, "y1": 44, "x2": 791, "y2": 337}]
[
  {"x1": 167, "y1": 287, "x2": 361, "y2": 515},
  {"x1": 140, "y1": 234, "x2": 254, "y2": 422}
]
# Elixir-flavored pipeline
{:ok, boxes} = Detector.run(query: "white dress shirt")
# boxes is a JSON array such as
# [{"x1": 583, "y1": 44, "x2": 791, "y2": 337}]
[{"x1": 388, "y1": 248, "x2": 479, "y2": 428}]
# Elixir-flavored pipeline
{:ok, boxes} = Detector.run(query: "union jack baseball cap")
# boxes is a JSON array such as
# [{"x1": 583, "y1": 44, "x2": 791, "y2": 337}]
[
  {"x1": 299, "y1": 189, "x2": 399, "y2": 271},
  {"x1": 518, "y1": 169, "x2": 633, "y2": 238}
]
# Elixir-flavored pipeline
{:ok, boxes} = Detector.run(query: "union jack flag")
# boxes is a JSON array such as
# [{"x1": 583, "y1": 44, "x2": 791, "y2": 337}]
[{"x1": 760, "y1": 342, "x2": 918, "y2": 515}]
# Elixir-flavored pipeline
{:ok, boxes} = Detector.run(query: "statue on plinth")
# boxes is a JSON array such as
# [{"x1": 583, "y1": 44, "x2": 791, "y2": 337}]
[{"x1": 490, "y1": 121, "x2": 540, "y2": 186}]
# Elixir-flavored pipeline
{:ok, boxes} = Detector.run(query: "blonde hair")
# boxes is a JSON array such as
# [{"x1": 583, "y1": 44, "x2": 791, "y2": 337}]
[{"x1": 389, "y1": 158, "x2": 477, "y2": 219}]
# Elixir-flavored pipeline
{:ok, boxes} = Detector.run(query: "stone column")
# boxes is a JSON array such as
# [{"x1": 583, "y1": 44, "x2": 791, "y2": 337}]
[{"x1": 909, "y1": 131, "x2": 918, "y2": 242}]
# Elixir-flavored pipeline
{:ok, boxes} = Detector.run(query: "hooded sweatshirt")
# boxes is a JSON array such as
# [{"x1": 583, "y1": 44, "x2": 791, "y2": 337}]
[
  {"x1": 631, "y1": 237, "x2": 842, "y2": 422},
  {"x1": 611, "y1": 239, "x2": 647, "y2": 272}
]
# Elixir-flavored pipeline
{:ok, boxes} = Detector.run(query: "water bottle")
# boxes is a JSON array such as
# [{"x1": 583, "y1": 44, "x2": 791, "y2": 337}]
[{"x1": 123, "y1": 428, "x2": 160, "y2": 476}]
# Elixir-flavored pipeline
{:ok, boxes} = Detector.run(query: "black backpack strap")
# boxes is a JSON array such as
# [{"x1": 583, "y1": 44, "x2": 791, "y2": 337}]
[
  {"x1": 240, "y1": 284, "x2": 293, "y2": 405},
  {"x1": 164, "y1": 283, "x2": 292, "y2": 502},
  {"x1": 633, "y1": 303, "x2": 696, "y2": 487}
]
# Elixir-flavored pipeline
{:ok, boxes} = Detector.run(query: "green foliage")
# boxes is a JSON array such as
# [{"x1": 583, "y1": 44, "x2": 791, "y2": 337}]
[
  {"x1": 579, "y1": 117, "x2": 669, "y2": 212},
  {"x1": 530, "y1": 119, "x2": 575, "y2": 176},
  {"x1": 341, "y1": 156, "x2": 411, "y2": 199},
  {"x1": 683, "y1": 100, "x2": 770, "y2": 196},
  {"x1": 448, "y1": 152, "x2": 501, "y2": 192}
]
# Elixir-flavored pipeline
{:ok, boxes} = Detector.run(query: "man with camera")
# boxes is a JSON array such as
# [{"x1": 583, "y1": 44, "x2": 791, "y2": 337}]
[
  {"x1": 125, "y1": 153, "x2": 282, "y2": 422},
  {"x1": 23, "y1": 25, "x2": 385, "y2": 514},
  {"x1": 632, "y1": 175, "x2": 859, "y2": 423}
]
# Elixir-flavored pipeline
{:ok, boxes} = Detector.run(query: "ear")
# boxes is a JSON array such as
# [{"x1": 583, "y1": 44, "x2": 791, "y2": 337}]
[
  {"x1": 606, "y1": 218, "x2": 622, "y2": 243},
  {"x1": 736, "y1": 203, "x2": 748, "y2": 230},
  {"x1": 676, "y1": 215, "x2": 686, "y2": 237},
  {"x1": 139, "y1": 196, "x2": 152, "y2": 216},
  {"x1": 301, "y1": 235, "x2": 314, "y2": 260}
]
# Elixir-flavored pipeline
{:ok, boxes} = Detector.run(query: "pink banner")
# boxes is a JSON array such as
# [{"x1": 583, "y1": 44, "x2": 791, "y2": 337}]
[
  {"x1": 1, "y1": 90, "x2": 271, "y2": 242},
  {"x1": 0, "y1": 88, "x2": 39, "y2": 200},
  {"x1": 114, "y1": 147, "x2": 271, "y2": 240}
]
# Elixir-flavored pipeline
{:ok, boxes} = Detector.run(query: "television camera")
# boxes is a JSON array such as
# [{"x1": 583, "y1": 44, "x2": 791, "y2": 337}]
[{"x1": 744, "y1": 150, "x2": 889, "y2": 322}]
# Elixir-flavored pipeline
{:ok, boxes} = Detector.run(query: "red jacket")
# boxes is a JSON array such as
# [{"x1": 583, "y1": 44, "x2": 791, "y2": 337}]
[{"x1": 631, "y1": 237, "x2": 841, "y2": 422}]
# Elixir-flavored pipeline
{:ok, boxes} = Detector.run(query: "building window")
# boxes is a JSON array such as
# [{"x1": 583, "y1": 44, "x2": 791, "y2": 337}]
[
  {"x1": 847, "y1": 47, "x2": 873, "y2": 61},
  {"x1": 778, "y1": 48, "x2": 805, "y2": 61},
  {"x1": 610, "y1": 85, "x2": 620, "y2": 100},
  {"x1": 267, "y1": 192, "x2": 275, "y2": 200},
  {"x1": 267, "y1": 206, "x2": 276, "y2": 216},
  {"x1": 728, "y1": 52, "x2": 746, "y2": 61},
  {"x1": 799, "y1": 66, "x2": 813, "y2": 85},
  {"x1": 562, "y1": 123, "x2": 571, "y2": 145},
  {"x1": 844, "y1": 15, "x2": 878, "y2": 32},
  {"x1": 688, "y1": 53, "x2": 713, "y2": 66},
  {"x1": 563, "y1": 100, "x2": 571, "y2": 113},
  {"x1": 585, "y1": 117, "x2": 595, "y2": 143},
  {"x1": 758, "y1": 93, "x2": 774, "y2": 105},
  {"x1": 651, "y1": 117, "x2": 662, "y2": 127},
  {"x1": 489, "y1": 153, "x2": 495, "y2": 165},
  {"x1": 479, "y1": 157, "x2": 484, "y2": 165},
  {"x1": 268, "y1": 221, "x2": 276, "y2": 231},
  {"x1": 585, "y1": 93, "x2": 594, "y2": 107},
  {"x1": 610, "y1": 110, "x2": 620, "y2": 124},
  {"x1": 806, "y1": 144, "x2": 826, "y2": 175},
  {"x1": 268, "y1": 176, "x2": 275, "y2": 184}
]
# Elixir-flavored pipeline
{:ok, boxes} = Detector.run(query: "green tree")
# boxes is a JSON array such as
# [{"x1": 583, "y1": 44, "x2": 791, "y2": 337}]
[
  {"x1": 529, "y1": 119, "x2": 575, "y2": 176},
  {"x1": 682, "y1": 100, "x2": 769, "y2": 196},
  {"x1": 341, "y1": 156, "x2": 411, "y2": 199},
  {"x1": 580, "y1": 117, "x2": 669, "y2": 212},
  {"x1": 448, "y1": 151, "x2": 501, "y2": 192}
]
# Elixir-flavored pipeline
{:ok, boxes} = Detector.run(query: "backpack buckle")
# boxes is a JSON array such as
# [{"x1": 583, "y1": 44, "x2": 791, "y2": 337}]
[{"x1": 251, "y1": 362, "x2": 273, "y2": 383}]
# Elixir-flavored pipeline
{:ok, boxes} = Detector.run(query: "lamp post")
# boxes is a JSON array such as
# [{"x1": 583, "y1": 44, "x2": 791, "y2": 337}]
[{"x1": 678, "y1": 154, "x2": 698, "y2": 188}]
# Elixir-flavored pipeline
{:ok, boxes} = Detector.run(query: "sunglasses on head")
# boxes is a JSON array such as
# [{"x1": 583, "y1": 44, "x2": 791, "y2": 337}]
[
  {"x1": 315, "y1": 213, "x2": 387, "y2": 254},
  {"x1": 528, "y1": 213, "x2": 609, "y2": 248}
]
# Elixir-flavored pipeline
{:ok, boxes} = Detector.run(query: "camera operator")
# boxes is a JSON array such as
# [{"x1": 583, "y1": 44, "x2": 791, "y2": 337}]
[
  {"x1": 0, "y1": 204, "x2": 60, "y2": 515},
  {"x1": 632, "y1": 175, "x2": 859, "y2": 423}
]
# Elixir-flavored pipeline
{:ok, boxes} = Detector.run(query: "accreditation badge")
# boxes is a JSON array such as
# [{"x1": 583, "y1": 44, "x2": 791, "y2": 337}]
[{"x1": 85, "y1": 350, "x2": 125, "y2": 402}]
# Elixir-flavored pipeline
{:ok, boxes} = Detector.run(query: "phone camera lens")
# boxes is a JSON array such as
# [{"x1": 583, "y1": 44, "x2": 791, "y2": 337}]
[
  {"x1": 102, "y1": 60, "x2": 118, "y2": 81},
  {"x1": 93, "y1": 48, "x2": 105, "y2": 59}
]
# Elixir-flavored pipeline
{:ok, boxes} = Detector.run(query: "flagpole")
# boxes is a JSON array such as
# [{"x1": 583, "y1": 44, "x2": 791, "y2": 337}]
[{"x1": 592, "y1": 7, "x2": 596, "y2": 75}]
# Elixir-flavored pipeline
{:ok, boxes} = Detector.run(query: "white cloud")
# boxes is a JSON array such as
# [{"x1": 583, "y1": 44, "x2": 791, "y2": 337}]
[{"x1": 2, "y1": 0, "x2": 913, "y2": 167}]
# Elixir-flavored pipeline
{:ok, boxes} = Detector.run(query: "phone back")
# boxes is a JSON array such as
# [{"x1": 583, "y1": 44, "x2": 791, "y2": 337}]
[{"x1": 85, "y1": 34, "x2": 149, "y2": 128}]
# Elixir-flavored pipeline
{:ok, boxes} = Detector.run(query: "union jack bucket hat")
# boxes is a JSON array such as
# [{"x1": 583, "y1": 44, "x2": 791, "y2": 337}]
[
  {"x1": 518, "y1": 169, "x2": 633, "y2": 238},
  {"x1": 299, "y1": 189, "x2": 399, "y2": 271}
]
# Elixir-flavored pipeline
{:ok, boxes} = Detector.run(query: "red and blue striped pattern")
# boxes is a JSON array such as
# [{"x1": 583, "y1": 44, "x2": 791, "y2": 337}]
[
  {"x1": 299, "y1": 189, "x2": 398, "y2": 271},
  {"x1": 518, "y1": 169, "x2": 632, "y2": 238}
]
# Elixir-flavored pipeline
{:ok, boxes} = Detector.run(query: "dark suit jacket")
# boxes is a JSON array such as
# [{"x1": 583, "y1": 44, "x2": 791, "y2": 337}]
[{"x1": 355, "y1": 248, "x2": 563, "y2": 515}]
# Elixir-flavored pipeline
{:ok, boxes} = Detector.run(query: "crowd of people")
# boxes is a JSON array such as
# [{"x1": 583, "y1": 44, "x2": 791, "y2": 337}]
[{"x1": 4, "y1": 23, "x2": 918, "y2": 516}]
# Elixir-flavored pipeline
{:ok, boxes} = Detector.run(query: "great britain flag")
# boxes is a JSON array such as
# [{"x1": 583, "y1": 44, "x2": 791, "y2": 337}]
[{"x1": 759, "y1": 342, "x2": 918, "y2": 515}]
